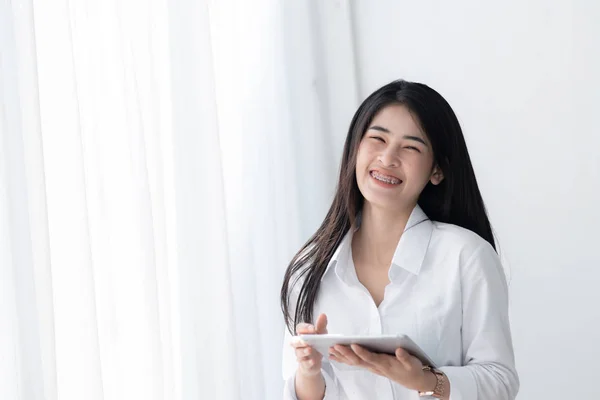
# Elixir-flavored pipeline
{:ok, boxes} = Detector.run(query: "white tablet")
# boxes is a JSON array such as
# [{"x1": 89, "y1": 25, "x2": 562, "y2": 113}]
[{"x1": 293, "y1": 334, "x2": 437, "y2": 368}]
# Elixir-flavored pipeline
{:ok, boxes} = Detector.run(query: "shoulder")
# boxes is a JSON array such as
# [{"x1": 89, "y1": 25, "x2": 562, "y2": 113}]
[
  {"x1": 430, "y1": 221, "x2": 492, "y2": 253},
  {"x1": 429, "y1": 221, "x2": 499, "y2": 268},
  {"x1": 430, "y1": 221, "x2": 504, "y2": 284}
]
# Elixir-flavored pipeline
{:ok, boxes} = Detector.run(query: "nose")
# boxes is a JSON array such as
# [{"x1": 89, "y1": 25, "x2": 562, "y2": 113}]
[{"x1": 378, "y1": 147, "x2": 400, "y2": 168}]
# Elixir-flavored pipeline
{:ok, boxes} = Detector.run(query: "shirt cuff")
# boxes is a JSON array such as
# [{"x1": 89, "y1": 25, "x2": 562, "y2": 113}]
[
  {"x1": 283, "y1": 368, "x2": 340, "y2": 400},
  {"x1": 438, "y1": 366, "x2": 477, "y2": 400}
]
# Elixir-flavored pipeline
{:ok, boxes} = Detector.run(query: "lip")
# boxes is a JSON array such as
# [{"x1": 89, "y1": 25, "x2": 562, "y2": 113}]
[
  {"x1": 369, "y1": 170, "x2": 403, "y2": 188},
  {"x1": 369, "y1": 169, "x2": 403, "y2": 182}
]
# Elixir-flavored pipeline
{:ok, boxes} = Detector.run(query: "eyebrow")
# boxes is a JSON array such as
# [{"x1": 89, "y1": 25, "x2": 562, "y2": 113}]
[{"x1": 368, "y1": 125, "x2": 428, "y2": 146}]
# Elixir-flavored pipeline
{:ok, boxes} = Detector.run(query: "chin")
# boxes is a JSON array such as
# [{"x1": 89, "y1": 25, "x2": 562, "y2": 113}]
[
  {"x1": 363, "y1": 196, "x2": 400, "y2": 210},
  {"x1": 364, "y1": 191, "x2": 416, "y2": 210}
]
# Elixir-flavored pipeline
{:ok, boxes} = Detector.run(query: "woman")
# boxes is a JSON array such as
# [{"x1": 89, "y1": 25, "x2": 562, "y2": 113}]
[{"x1": 280, "y1": 80, "x2": 519, "y2": 399}]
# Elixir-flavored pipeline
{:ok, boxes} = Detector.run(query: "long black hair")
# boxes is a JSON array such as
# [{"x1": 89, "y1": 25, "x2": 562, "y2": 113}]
[{"x1": 280, "y1": 79, "x2": 494, "y2": 334}]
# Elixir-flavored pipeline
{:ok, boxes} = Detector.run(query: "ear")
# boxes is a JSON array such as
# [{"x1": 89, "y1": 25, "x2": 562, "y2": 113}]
[{"x1": 430, "y1": 165, "x2": 444, "y2": 185}]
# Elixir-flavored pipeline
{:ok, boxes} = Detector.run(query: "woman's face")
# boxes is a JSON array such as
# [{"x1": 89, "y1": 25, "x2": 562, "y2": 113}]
[{"x1": 355, "y1": 104, "x2": 444, "y2": 212}]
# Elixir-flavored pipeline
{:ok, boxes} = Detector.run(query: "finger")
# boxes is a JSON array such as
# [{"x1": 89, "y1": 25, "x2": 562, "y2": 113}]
[
  {"x1": 315, "y1": 314, "x2": 328, "y2": 334},
  {"x1": 353, "y1": 345, "x2": 396, "y2": 373},
  {"x1": 328, "y1": 352, "x2": 339, "y2": 362},
  {"x1": 395, "y1": 347, "x2": 415, "y2": 369},
  {"x1": 351, "y1": 344, "x2": 386, "y2": 365},
  {"x1": 329, "y1": 347, "x2": 344, "y2": 360},
  {"x1": 331, "y1": 347, "x2": 383, "y2": 376},
  {"x1": 289, "y1": 337, "x2": 308, "y2": 349},
  {"x1": 298, "y1": 346, "x2": 323, "y2": 359},
  {"x1": 334, "y1": 345, "x2": 362, "y2": 365},
  {"x1": 365, "y1": 365, "x2": 385, "y2": 376},
  {"x1": 298, "y1": 351, "x2": 321, "y2": 365},
  {"x1": 298, "y1": 350, "x2": 321, "y2": 361},
  {"x1": 295, "y1": 323, "x2": 315, "y2": 334},
  {"x1": 297, "y1": 354, "x2": 312, "y2": 362},
  {"x1": 330, "y1": 350, "x2": 352, "y2": 366},
  {"x1": 295, "y1": 347, "x2": 313, "y2": 358},
  {"x1": 329, "y1": 347, "x2": 349, "y2": 364},
  {"x1": 298, "y1": 356, "x2": 323, "y2": 377},
  {"x1": 300, "y1": 357, "x2": 317, "y2": 369}
]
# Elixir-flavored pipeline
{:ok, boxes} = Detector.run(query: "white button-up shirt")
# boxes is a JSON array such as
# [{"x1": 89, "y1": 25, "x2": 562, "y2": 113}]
[{"x1": 282, "y1": 205, "x2": 519, "y2": 399}]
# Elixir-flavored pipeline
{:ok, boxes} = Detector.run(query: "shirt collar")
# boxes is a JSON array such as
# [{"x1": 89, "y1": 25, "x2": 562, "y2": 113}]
[
  {"x1": 390, "y1": 204, "x2": 432, "y2": 278},
  {"x1": 321, "y1": 204, "x2": 432, "y2": 282},
  {"x1": 320, "y1": 223, "x2": 355, "y2": 282}
]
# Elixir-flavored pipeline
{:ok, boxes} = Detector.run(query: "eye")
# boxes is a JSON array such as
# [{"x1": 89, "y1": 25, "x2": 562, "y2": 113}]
[
  {"x1": 405, "y1": 146, "x2": 421, "y2": 153},
  {"x1": 370, "y1": 136, "x2": 385, "y2": 143}
]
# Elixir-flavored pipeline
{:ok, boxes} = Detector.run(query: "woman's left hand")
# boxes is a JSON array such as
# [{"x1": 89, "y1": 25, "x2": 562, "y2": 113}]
[{"x1": 329, "y1": 344, "x2": 432, "y2": 392}]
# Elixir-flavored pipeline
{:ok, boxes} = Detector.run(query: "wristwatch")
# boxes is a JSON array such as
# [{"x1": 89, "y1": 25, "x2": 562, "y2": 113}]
[{"x1": 418, "y1": 366, "x2": 445, "y2": 398}]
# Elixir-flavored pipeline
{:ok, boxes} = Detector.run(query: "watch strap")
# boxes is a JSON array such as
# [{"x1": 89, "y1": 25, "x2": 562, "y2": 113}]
[{"x1": 418, "y1": 366, "x2": 445, "y2": 398}]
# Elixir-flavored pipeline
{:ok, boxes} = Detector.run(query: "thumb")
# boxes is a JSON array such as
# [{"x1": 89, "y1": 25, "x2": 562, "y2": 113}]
[
  {"x1": 395, "y1": 347, "x2": 413, "y2": 369},
  {"x1": 315, "y1": 313, "x2": 328, "y2": 334}
]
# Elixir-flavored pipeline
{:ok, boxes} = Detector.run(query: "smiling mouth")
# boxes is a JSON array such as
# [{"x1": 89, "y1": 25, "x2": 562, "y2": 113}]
[{"x1": 370, "y1": 170, "x2": 402, "y2": 185}]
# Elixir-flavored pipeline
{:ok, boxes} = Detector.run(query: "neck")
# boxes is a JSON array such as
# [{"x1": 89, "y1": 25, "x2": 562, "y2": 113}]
[{"x1": 353, "y1": 202, "x2": 416, "y2": 268}]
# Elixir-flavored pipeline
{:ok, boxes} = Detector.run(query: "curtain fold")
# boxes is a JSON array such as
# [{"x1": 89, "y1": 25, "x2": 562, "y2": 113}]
[
  {"x1": 0, "y1": 1, "x2": 359, "y2": 399},
  {"x1": 1, "y1": 0, "x2": 56, "y2": 399}
]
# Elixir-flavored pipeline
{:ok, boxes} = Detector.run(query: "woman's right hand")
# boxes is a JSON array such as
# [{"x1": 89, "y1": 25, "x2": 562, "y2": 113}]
[{"x1": 292, "y1": 313, "x2": 328, "y2": 377}]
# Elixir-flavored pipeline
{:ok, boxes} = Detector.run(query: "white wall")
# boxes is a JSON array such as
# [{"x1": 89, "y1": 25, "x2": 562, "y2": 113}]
[{"x1": 350, "y1": 1, "x2": 600, "y2": 398}]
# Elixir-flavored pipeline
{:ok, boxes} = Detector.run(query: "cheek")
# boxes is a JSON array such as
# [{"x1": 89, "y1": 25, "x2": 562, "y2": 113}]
[
  {"x1": 355, "y1": 149, "x2": 373, "y2": 193},
  {"x1": 355, "y1": 147, "x2": 370, "y2": 173},
  {"x1": 405, "y1": 157, "x2": 434, "y2": 182}
]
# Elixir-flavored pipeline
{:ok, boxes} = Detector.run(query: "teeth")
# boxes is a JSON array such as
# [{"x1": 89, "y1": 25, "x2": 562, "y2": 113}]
[{"x1": 371, "y1": 171, "x2": 400, "y2": 184}]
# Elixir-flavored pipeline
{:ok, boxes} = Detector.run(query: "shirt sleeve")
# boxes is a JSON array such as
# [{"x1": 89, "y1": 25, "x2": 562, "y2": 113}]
[
  {"x1": 282, "y1": 326, "x2": 343, "y2": 399},
  {"x1": 438, "y1": 242, "x2": 520, "y2": 400}
]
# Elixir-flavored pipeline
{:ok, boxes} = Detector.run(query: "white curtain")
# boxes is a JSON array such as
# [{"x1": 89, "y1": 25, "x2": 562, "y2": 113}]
[{"x1": 0, "y1": 1, "x2": 359, "y2": 399}]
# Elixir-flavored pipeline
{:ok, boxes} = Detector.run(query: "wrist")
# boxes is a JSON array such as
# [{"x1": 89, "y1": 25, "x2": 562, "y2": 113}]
[
  {"x1": 297, "y1": 365, "x2": 323, "y2": 379},
  {"x1": 416, "y1": 369, "x2": 437, "y2": 392},
  {"x1": 417, "y1": 367, "x2": 447, "y2": 398},
  {"x1": 295, "y1": 370, "x2": 325, "y2": 400}
]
